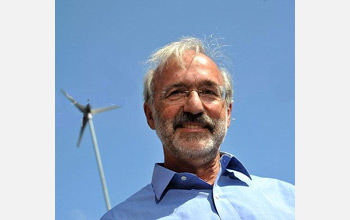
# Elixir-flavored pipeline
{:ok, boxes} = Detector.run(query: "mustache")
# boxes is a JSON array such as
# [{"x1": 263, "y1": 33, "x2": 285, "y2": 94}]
[{"x1": 173, "y1": 112, "x2": 215, "y2": 133}]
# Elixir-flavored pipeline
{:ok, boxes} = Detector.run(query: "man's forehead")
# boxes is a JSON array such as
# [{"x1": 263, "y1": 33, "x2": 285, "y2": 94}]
[
  {"x1": 154, "y1": 52, "x2": 221, "y2": 83},
  {"x1": 169, "y1": 51, "x2": 215, "y2": 68},
  {"x1": 191, "y1": 53, "x2": 212, "y2": 66}
]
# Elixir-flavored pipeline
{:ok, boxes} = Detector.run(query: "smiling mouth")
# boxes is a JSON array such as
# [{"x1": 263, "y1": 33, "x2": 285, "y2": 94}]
[{"x1": 175, "y1": 122, "x2": 212, "y2": 132}]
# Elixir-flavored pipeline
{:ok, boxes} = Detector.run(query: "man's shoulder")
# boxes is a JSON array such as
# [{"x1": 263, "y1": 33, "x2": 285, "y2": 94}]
[
  {"x1": 119, "y1": 183, "x2": 154, "y2": 203},
  {"x1": 100, "y1": 184, "x2": 155, "y2": 220},
  {"x1": 248, "y1": 175, "x2": 295, "y2": 201},
  {"x1": 250, "y1": 175, "x2": 295, "y2": 189}
]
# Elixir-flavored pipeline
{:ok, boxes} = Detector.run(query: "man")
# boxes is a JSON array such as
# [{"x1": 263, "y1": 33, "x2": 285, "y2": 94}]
[{"x1": 101, "y1": 37, "x2": 295, "y2": 219}]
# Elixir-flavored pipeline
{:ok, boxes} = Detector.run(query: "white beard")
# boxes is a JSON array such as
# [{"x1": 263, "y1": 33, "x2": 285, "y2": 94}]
[{"x1": 154, "y1": 110, "x2": 228, "y2": 165}]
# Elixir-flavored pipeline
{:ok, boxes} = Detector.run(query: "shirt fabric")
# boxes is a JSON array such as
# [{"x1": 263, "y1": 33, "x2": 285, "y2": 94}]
[{"x1": 100, "y1": 152, "x2": 295, "y2": 220}]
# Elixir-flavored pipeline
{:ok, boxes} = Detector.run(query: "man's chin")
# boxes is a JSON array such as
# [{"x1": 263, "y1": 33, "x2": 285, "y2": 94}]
[{"x1": 171, "y1": 137, "x2": 216, "y2": 157}]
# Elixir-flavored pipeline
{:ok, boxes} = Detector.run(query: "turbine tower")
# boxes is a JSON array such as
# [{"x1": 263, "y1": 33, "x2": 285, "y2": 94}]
[{"x1": 61, "y1": 89, "x2": 120, "y2": 211}]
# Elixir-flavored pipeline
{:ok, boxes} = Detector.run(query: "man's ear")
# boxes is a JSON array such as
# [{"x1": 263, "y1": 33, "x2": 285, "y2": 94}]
[
  {"x1": 226, "y1": 103, "x2": 232, "y2": 128},
  {"x1": 144, "y1": 102, "x2": 155, "y2": 130}
]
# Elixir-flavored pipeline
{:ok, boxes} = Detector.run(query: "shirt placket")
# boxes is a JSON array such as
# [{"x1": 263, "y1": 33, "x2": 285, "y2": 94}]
[{"x1": 212, "y1": 181, "x2": 241, "y2": 220}]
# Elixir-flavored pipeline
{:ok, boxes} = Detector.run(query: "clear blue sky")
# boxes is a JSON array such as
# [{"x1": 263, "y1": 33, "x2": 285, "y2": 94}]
[{"x1": 56, "y1": 1, "x2": 294, "y2": 219}]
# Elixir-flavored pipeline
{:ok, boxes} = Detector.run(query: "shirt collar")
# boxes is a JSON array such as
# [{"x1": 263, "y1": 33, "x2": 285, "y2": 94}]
[
  {"x1": 151, "y1": 163, "x2": 176, "y2": 201},
  {"x1": 151, "y1": 152, "x2": 251, "y2": 201},
  {"x1": 220, "y1": 152, "x2": 251, "y2": 180}
]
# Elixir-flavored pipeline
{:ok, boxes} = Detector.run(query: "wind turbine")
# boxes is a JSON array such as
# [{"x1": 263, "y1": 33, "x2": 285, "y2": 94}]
[{"x1": 61, "y1": 89, "x2": 120, "y2": 211}]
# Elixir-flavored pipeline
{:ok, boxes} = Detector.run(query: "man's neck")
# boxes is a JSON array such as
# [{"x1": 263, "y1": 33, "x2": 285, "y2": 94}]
[{"x1": 163, "y1": 151, "x2": 221, "y2": 185}]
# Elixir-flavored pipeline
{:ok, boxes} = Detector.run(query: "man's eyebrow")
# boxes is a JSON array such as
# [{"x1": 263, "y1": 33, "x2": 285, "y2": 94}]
[
  {"x1": 198, "y1": 80, "x2": 219, "y2": 87},
  {"x1": 163, "y1": 82, "x2": 187, "y2": 90},
  {"x1": 164, "y1": 80, "x2": 220, "y2": 90}
]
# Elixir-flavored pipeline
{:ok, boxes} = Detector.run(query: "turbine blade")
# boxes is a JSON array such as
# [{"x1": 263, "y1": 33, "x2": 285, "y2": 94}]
[
  {"x1": 74, "y1": 103, "x2": 86, "y2": 113},
  {"x1": 77, "y1": 117, "x2": 88, "y2": 147},
  {"x1": 91, "y1": 105, "x2": 121, "y2": 115},
  {"x1": 61, "y1": 89, "x2": 77, "y2": 103},
  {"x1": 61, "y1": 89, "x2": 85, "y2": 112}
]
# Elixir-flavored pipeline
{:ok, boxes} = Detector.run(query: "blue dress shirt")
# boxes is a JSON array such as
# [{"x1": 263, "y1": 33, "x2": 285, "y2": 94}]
[{"x1": 101, "y1": 152, "x2": 295, "y2": 220}]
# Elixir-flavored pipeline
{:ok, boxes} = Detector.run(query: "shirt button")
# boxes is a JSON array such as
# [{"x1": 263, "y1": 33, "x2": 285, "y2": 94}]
[
  {"x1": 215, "y1": 195, "x2": 220, "y2": 199},
  {"x1": 181, "y1": 176, "x2": 187, "y2": 181}
]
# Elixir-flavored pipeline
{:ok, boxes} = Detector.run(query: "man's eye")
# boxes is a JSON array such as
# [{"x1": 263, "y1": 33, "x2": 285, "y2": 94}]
[
  {"x1": 200, "y1": 89, "x2": 219, "y2": 96},
  {"x1": 166, "y1": 89, "x2": 186, "y2": 98}
]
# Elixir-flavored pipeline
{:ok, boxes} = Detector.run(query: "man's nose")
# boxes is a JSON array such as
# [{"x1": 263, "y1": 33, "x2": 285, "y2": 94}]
[{"x1": 183, "y1": 91, "x2": 204, "y2": 115}]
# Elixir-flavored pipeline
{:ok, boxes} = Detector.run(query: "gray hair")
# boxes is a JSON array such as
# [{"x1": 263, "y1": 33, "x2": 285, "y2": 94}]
[{"x1": 143, "y1": 36, "x2": 233, "y2": 106}]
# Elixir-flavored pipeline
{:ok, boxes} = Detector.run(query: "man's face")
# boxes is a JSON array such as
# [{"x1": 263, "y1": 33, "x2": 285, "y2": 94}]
[{"x1": 144, "y1": 51, "x2": 232, "y2": 164}]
